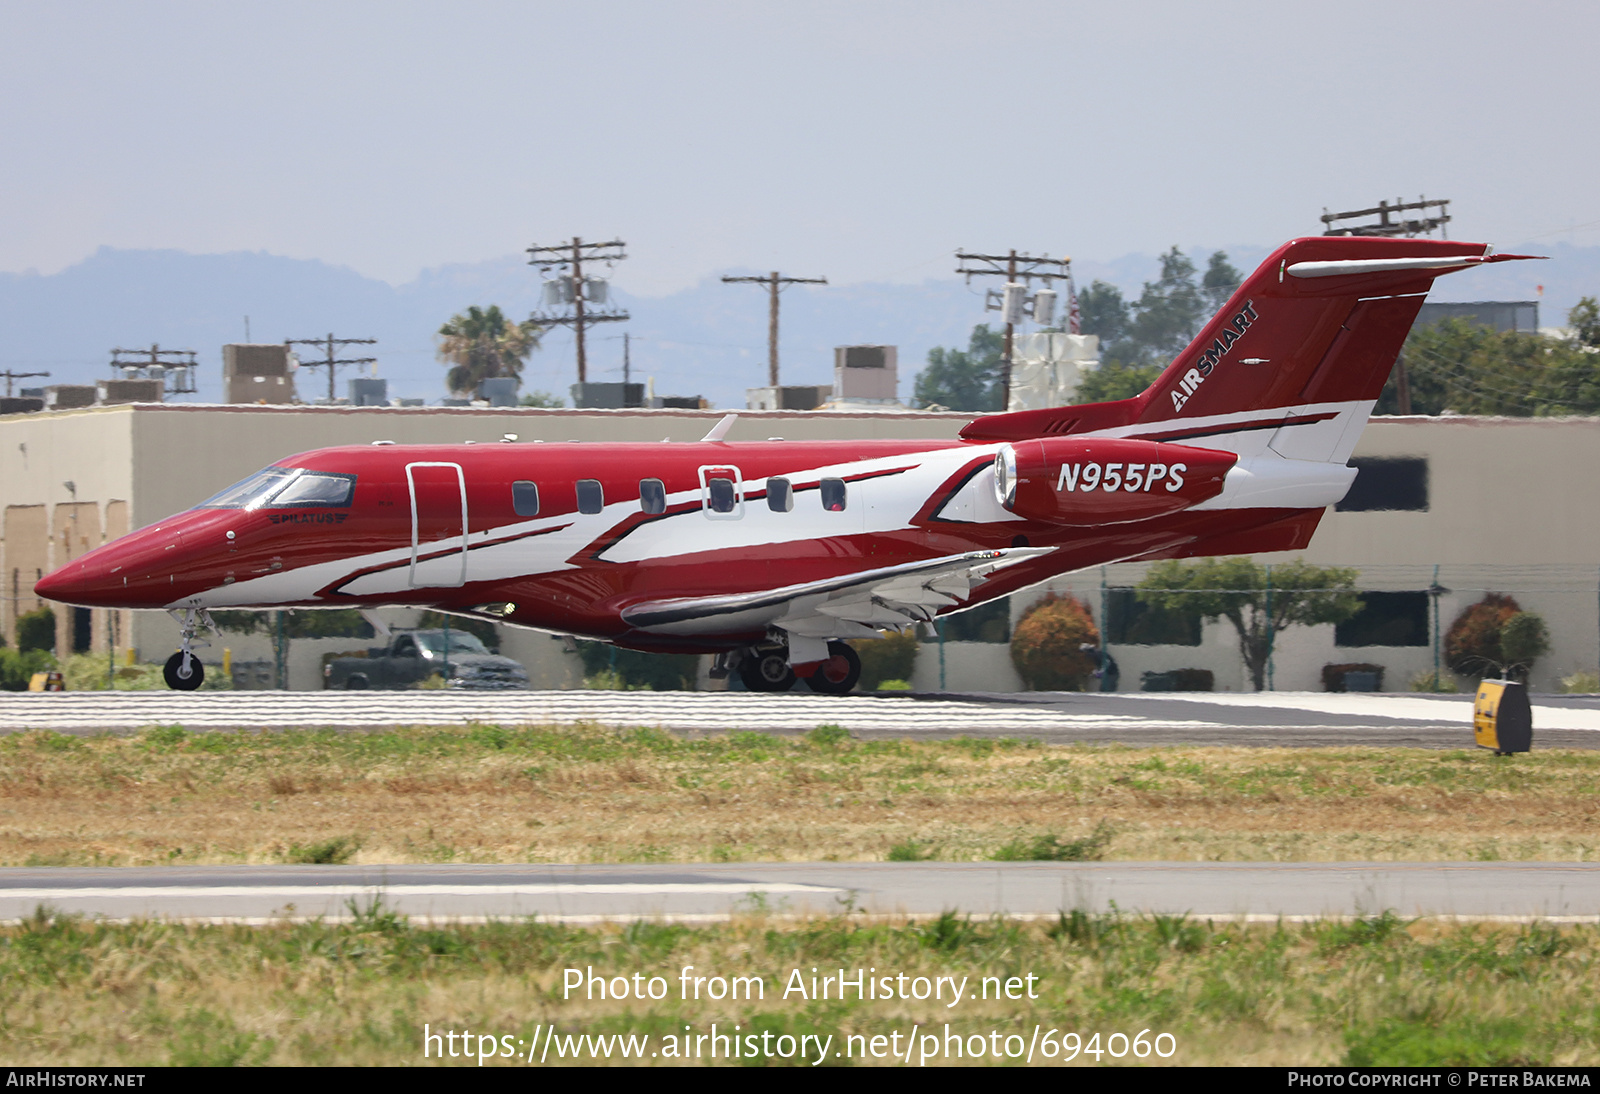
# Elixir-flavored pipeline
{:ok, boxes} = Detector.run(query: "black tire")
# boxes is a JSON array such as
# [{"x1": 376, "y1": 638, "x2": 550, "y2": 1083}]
[
  {"x1": 344, "y1": 674, "x2": 370, "y2": 690},
  {"x1": 804, "y1": 641, "x2": 861, "y2": 694},
  {"x1": 738, "y1": 647, "x2": 796, "y2": 692},
  {"x1": 163, "y1": 651, "x2": 204, "y2": 691}
]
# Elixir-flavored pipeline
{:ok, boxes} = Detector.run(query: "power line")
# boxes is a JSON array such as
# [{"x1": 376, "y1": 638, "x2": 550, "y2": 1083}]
[
  {"x1": 1, "y1": 370, "x2": 49, "y2": 397},
  {"x1": 528, "y1": 237, "x2": 629, "y2": 385},
  {"x1": 110, "y1": 344, "x2": 197, "y2": 395},
  {"x1": 720, "y1": 271, "x2": 827, "y2": 386},
  {"x1": 955, "y1": 248, "x2": 1071, "y2": 408},
  {"x1": 284, "y1": 334, "x2": 377, "y2": 403}
]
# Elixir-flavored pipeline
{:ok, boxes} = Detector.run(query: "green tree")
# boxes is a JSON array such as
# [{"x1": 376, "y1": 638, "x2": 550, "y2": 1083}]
[
  {"x1": 1201, "y1": 250, "x2": 1243, "y2": 313},
  {"x1": 1075, "y1": 360, "x2": 1161, "y2": 403},
  {"x1": 913, "y1": 324, "x2": 1003, "y2": 411},
  {"x1": 1077, "y1": 280, "x2": 1131, "y2": 353},
  {"x1": 1126, "y1": 247, "x2": 1206, "y2": 363},
  {"x1": 1137, "y1": 557, "x2": 1363, "y2": 691},
  {"x1": 1569, "y1": 296, "x2": 1600, "y2": 348},
  {"x1": 519, "y1": 390, "x2": 564, "y2": 408},
  {"x1": 1375, "y1": 317, "x2": 1600, "y2": 417},
  {"x1": 437, "y1": 305, "x2": 542, "y2": 396}
]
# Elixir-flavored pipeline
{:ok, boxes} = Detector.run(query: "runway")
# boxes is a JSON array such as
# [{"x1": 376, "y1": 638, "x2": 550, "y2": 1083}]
[
  {"x1": 3, "y1": 689, "x2": 1600, "y2": 748},
  {"x1": 3, "y1": 862, "x2": 1598, "y2": 924}
]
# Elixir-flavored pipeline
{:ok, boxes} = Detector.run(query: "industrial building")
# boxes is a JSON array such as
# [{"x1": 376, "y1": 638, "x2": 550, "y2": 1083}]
[{"x1": 2, "y1": 394, "x2": 1596, "y2": 694}]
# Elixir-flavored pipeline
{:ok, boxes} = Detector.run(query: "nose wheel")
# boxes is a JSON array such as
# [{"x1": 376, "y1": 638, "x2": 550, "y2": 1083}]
[
  {"x1": 163, "y1": 608, "x2": 216, "y2": 691},
  {"x1": 163, "y1": 650, "x2": 205, "y2": 691}
]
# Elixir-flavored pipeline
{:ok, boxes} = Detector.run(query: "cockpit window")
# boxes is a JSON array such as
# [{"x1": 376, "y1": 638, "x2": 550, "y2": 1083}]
[
  {"x1": 197, "y1": 467, "x2": 295, "y2": 509},
  {"x1": 197, "y1": 467, "x2": 355, "y2": 510},
  {"x1": 269, "y1": 471, "x2": 356, "y2": 508}
]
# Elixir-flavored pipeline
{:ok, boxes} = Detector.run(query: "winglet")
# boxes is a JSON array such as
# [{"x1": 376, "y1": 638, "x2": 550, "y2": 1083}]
[{"x1": 700, "y1": 413, "x2": 738, "y2": 442}]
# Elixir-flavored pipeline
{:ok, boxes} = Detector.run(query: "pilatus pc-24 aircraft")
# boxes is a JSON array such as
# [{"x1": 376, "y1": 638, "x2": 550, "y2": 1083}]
[{"x1": 36, "y1": 236, "x2": 1531, "y2": 692}]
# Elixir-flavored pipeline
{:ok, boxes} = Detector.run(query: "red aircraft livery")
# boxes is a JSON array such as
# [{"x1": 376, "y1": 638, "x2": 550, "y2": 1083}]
[{"x1": 35, "y1": 237, "x2": 1533, "y2": 692}]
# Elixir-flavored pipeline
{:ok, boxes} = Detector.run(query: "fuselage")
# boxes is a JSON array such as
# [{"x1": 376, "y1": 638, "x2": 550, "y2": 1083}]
[{"x1": 31, "y1": 434, "x2": 1313, "y2": 653}]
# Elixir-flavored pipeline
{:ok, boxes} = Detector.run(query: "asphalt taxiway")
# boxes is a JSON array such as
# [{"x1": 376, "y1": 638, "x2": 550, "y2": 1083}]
[{"x1": 2, "y1": 862, "x2": 1597, "y2": 924}]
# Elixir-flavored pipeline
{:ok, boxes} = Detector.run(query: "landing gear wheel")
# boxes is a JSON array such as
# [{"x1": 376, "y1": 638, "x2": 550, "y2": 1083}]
[
  {"x1": 804, "y1": 641, "x2": 861, "y2": 694},
  {"x1": 163, "y1": 651, "x2": 205, "y2": 691},
  {"x1": 738, "y1": 647, "x2": 796, "y2": 692}
]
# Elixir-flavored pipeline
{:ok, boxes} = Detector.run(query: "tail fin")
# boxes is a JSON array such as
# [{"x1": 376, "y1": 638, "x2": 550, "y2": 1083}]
[{"x1": 962, "y1": 237, "x2": 1538, "y2": 447}]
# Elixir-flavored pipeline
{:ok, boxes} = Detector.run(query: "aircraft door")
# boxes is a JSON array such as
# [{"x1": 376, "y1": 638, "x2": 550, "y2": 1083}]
[{"x1": 406, "y1": 462, "x2": 468, "y2": 587}]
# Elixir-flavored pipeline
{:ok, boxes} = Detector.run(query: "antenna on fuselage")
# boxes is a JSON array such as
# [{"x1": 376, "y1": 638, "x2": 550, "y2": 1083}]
[{"x1": 700, "y1": 413, "x2": 738, "y2": 443}]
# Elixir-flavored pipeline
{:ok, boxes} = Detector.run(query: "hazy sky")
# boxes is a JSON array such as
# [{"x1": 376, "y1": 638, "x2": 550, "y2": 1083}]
[{"x1": 3, "y1": 1, "x2": 1597, "y2": 295}]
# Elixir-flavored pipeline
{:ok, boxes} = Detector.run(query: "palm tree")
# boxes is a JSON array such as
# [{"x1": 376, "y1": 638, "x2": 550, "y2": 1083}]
[{"x1": 436, "y1": 305, "x2": 541, "y2": 396}]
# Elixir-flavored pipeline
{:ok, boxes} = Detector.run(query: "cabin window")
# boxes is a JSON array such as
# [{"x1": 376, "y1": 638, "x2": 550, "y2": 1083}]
[
  {"x1": 576, "y1": 479, "x2": 604, "y2": 515},
  {"x1": 512, "y1": 480, "x2": 540, "y2": 517},
  {"x1": 699, "y1": 466, "x2": 743, "y2": 519},
  {"x1": 639, "y1": 478, "x2": 666, "y2": 515},
  {"x1": 767, "y1": 477, "x2": 793, "y2": 512},
  {"x1": 820, "y1": 477, "x2": 848, "y2": 511}
]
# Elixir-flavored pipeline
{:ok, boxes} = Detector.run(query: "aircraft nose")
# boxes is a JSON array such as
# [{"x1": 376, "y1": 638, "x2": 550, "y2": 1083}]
[{"x1": 34, "y1": 524, "x2": 186, "y2": 608}]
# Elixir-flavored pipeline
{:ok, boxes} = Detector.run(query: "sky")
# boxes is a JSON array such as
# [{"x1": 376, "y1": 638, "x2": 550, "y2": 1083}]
[{"x1": 3, "y1": 0, "x2": 1599, "y2": 298}]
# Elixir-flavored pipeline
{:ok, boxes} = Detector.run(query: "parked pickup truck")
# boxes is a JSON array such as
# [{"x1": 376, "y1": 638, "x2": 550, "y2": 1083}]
[{"x1": 323, "y1": 629, "x2": 530, "y2": 690}]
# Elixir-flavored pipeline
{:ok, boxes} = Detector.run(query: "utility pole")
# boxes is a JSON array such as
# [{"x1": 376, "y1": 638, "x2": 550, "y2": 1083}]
[
  {"x1": 110, "y1": 344, "x2": 198, "y2": 394},
  {"x1": 622, "y1": 332, "x2": 630, "y2": 387},
  {"x1": 284, "y1": 334, "x2": 377, "y2": 403},
  {"x1": 528, "y1": 237, "x2": 629, "y2": 384},
  {"x1": 720, "y1": 271, "x2": 827, "y2": 386},
  {"x1": 1321, "y1": 196, "x2": 1451, "y2": 238},
  {"x1": 955, "y1": 249, "x2": 1071, "y2": 409},
  {"x1": 1, "y1": 371, "x2": 49, "y2": 397}
]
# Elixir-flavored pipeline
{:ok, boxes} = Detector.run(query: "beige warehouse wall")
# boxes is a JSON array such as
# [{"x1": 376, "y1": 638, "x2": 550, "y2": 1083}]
[{"x1": 128, "y1": 404, "x2": 970, "y2": 527}]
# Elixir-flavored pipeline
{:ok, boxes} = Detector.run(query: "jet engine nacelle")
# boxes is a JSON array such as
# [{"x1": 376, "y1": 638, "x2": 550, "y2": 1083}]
[{"x1": 994, "y1": 437, "x2": 1237, "y2": 526}]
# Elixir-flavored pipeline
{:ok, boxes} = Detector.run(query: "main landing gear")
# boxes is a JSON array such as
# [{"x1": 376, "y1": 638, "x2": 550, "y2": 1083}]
[
  {"x1": 727, "y1": 640, "x2": 862, "y2": 694},
  {"x1": 163, "y1": 609, "x2": 215, "y2": 691}
]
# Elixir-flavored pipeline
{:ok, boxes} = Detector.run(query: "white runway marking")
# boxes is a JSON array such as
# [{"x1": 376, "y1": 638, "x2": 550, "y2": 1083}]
[
  {"x1": 0, "y1": 691, "x2": 1215, "y2": 732},
  {"x1": 0, "y1": 882, "x2": 840, "y2": 901},
  {"x1": 1133, "y1": 691, "x2": 1600, "y2": 732}
]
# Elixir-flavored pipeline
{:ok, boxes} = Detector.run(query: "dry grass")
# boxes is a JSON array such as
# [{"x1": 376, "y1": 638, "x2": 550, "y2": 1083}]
[
  {"x1": 2, "y1": 724, "x2": 1599, "y2": 866},
  {"x1": 0, "y1": 909, "x2": 1596, "y2": 1066}
]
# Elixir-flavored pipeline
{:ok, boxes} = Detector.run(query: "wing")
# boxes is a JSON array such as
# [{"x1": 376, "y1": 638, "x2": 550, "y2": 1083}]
[{"x1": 619, "y1": 546, "x2": 1055, "y2": 642}]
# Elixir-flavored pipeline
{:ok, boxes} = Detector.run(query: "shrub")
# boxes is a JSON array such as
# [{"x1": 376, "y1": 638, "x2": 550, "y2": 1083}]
[
  {"x1": 1500, "y1": 612, "x2": 1550, "y2": 675},
  {"x1": 16, "y1": 607, "x2": 55, "y2": 653},
  {"x1": 1410, "y1": 671, "x2": 1459, "y2": 693},
  {"x1": 1560, "y1": 671, "x2": 1599, "y2": 694},
  {"x1": 0, "y1": 648, "x2": 55, "y2": 691},
  {"x1": 1445, "y1": 594, "x2": 1520, "y2": 677},
  {"x1": 850, "y1": 629, "x2": 918, "y2": 690},
  {"x1": 1009, "y1": 593, "x2": 1099, "y2": 691}
]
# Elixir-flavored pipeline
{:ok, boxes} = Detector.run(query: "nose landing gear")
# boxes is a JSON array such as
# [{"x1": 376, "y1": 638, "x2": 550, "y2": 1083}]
[{"x1": 162, "y1": 609, "x2": 216, "y2": 691}]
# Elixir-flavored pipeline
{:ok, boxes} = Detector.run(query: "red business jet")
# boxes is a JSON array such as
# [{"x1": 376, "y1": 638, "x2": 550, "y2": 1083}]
[{"x1": 36, "y1": 237, "x2": 1531, "y2": 691}]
